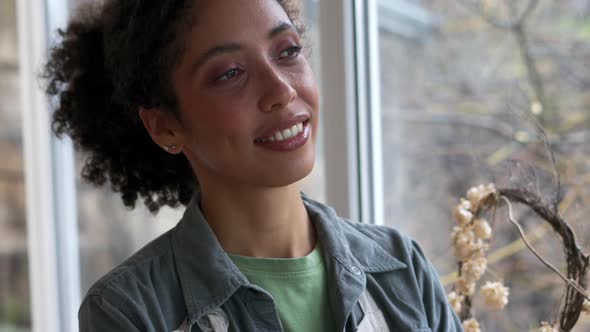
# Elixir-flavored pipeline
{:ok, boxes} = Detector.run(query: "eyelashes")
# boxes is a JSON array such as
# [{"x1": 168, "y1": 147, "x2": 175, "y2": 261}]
[
  {"x1": 278, "y1": 45, "x2": 303, "y2": 59},
  {"x1": 214, "y1": 45, "x2": 303, "y2": 83},
  {"x1": 217, "y1": 68, "x2": 244, "y2": 82}
]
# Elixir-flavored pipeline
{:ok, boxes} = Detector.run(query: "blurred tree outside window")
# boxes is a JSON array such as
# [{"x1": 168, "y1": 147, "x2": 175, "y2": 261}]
[{"x1": 379, "y1": 0, "x2": 590, "y2": 330}]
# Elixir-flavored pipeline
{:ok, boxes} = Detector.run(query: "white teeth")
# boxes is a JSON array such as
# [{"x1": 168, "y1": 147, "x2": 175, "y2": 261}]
[
  {"x1": 282, "y1": 128, "x2": 294, "y2": 139},
  {"x1": 261, "y1": 121, "x2": 306, "y2": 143}
]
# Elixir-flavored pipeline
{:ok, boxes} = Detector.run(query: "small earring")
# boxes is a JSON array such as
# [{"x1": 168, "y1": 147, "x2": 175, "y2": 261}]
[{"x1": 163, "y1": 144, "x2": 176, "y2": 152}]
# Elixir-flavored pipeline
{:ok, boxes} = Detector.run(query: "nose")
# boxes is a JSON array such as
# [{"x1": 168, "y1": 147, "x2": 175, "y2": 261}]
[{"x1": 258, "y1": 64, "x2": 297, "y2": 112}]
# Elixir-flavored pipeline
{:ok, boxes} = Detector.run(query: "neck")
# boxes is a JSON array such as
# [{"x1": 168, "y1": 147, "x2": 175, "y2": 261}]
[{"x1": 199, "y1": 182, "x2": 316, "y2": 258}]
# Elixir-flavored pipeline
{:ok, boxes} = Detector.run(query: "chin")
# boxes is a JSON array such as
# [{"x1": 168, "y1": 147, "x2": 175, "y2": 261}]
[{"x1": 262, "y1": 155, "x2": 316, "y2": 188}]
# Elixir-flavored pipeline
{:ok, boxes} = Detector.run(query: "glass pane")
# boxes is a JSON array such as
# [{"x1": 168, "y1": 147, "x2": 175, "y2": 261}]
[
  {"x1": 379, "y1": 0, "x2": 590, "y2": 330},
  {"x1": 297, "y1": 0, "x2": 325, "y2": 202},
  {"x1": 0, "y1": 0, "x2": 31, "y2": 331},
  {"x1": 74, "y1": 0, "x2": 325, "y2": 295}
]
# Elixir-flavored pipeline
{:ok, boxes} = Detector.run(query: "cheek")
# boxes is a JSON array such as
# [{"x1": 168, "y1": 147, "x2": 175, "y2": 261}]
[
  {"x1": 297, "y1": 67, "x2": 320, "y2": 110},
  {"x1": 294, "y1": 67, "x2": 320, "y2": 132},
  {"x1": 185, "y1": 91, "x2": 244, "y2": 127},
  {"x1": 206, "y1": 108, "x2": 248, "y2": 132},
  {"x1": 184, "y1": 98, "x2": 255, "y2": 145}
]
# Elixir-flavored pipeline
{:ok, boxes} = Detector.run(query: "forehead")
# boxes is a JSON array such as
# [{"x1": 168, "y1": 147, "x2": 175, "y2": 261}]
[{"x1": 191, "y1": 0, "x2": 291, "y2": 41}]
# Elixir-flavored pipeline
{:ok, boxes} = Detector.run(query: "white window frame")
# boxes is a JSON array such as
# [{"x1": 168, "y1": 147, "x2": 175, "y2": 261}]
[
  {"x1": 319, "y1": 0, "x2": 384, "y2": 225},
  {"x1": 18, "y1": 0, "x2": 80, "y2": 331}
]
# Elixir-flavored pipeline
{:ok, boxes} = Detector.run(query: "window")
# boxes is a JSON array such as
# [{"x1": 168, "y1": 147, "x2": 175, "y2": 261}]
[
  {"x1": 0, "y1": 0, "x2": 31, "y2": 330},
  {"x1": 377, "y1": 0, "x2": 590, "y2": 330},
  {"x1": 18, "y1": 0, "x2": 588, "y2": 331}
]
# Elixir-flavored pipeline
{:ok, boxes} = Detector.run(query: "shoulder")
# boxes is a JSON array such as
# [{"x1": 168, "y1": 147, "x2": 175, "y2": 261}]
[
  {"x1": 302, "y1": 193, "x2": 424, "y2": 268},
  {"x1": 352, "y1": 221, "x2": 438, "y2": 269},
  {"x1": 80, "y1": 228, "x2": 186, "y2": 330},
  {"x1": 85, "y1": 228, "x2": 175, "y2": 297},
  {"x1": 348, "y1": 221, "x2": 418, "y2": 254}
]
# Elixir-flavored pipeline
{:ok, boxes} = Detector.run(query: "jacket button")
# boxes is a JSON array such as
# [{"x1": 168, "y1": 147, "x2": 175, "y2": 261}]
[{"x1": 351, "y1": 266, "x2": 361, "y2": 275}]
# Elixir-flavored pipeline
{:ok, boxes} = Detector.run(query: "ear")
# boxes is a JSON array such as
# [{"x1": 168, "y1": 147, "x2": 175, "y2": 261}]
[{"x1": 138, "y1": 107, "x2": 184, "y2": 154}]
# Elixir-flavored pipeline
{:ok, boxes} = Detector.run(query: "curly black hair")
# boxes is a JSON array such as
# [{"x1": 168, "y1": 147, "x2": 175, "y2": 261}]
[{"x1": 43, "y1": 0, "x2": 303, "y2": 213}]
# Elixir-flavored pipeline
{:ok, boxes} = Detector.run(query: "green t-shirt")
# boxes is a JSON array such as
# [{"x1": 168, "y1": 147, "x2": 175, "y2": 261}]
[{"x1": 228, "y1": 244, "x2": 336, "y2": 332}]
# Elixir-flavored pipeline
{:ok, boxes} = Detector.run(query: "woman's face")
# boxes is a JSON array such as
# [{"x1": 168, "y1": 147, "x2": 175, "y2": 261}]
[{"x1": 172, "y1": 0, "x2": 319, "y2": 191}]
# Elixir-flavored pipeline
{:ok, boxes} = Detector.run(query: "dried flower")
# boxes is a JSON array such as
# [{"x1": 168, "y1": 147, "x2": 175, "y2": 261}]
[
  {"x1": 485, "y1": 183, "x2": 496, "y2": 192},
  {"x1": 462, "y1": 318, "x2": 481, "y2": 332},
  {"x1": 454, "y1": 244, "x2": 473, "y2": 261},
  {"x1": 459, "y1": 198, "x2": 473, "y2": 212},
  {"x1": 480, "y1": 281, "x2": 509, "y2": 310},
  {"x1": 473, "y1": 219, "x2": 492, "y2": 240},
  {"x1": 454, "y1": 206, "x2": 474, "y2": 226},
  {"x1": 451, "y1": 226, "x2": 474, "y2": 245},
  {"x1": 461, "y1": 257, "x2": 487, "y2": 282},
  {"x1": 447, "y1": 291, "x2": 463, "y2": 314},
  {"x1": 456, "y1": 277, "x2": 476, "y2": 296},
  {"x1": 466, "y1": 186, "x2": 482, "y2": 209},
  {"x1": 538, "y1": 321, "x2": 557, "y2": 332},
  {"x1": 469, "y1": 239, "x2": 489, "y2": 255},
  {"x1": 453, "y1": 237, "x2": 488, "y2": 261},
  {"x1": 466, "y1": 183, "x2": 497, "y2": 210},
  {"x1": 451, "y1": 226, "x2": 475, "y2": 260}
]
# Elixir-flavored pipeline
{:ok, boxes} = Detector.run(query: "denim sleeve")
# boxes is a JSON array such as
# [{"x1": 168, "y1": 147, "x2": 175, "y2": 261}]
[
  {"x1": 411, "y1": 240, "x2": 464, "y2": 332},
  {"x1": 79, "y1": 294, "x2": 141, "y2": 332}
]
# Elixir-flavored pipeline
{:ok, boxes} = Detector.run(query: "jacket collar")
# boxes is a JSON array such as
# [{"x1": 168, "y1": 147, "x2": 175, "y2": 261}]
[
  {"x1": 301, "y1": 192, "x2": 407, "y2": 273},
  {"x1": 171, "y1": 191, "x2": 407, "y2": 322},
  {"x1": 301, "y1": 193, "x2": 407, "y2": 332},
  {"x1": 171, "y1": 192, "x2": 246, "y2": 321}
]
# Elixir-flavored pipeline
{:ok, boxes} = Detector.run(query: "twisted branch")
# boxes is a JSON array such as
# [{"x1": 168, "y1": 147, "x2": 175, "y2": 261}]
[
  {"x1": 498, "y1": 189, "x2": 590, "y2": 331},
  {"x1": 500, "y1": 195, "x2": 589, "y2": 301}
]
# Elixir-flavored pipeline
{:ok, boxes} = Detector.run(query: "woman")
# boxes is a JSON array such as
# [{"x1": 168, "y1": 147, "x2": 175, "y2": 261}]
[{"x1": 45, "y1": 0, "x2": 463, "y2": 331}]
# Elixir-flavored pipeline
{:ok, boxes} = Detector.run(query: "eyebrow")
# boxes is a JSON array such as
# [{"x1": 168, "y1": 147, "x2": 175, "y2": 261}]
[
  {"x1": 189, "y1": 21, "x2": 296, "y2": 75},
  {"x1": 268, "y1": 21, "x2": 295, "y2": 39}
]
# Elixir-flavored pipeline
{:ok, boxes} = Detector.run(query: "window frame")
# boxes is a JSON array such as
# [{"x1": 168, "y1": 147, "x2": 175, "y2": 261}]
[
  {"x1": 18, "y1": 0, "x2": 80, "y2": 331},
  {"x1": 319, "y1": 0, "x2": 384, "y2": 225}
]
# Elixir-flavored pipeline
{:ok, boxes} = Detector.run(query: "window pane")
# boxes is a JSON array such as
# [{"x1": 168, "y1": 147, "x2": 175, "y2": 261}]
[
  {"x1": 0, "y1": 0, "x2": 31, "y2": 330},
  {"x1": 379, "y1": 0, "x2": 590, "y2": 330},
  {"x1": 297, "y1": 0, "x2": 325, "y2": 202},
  {"x1": 74, "y1": 0, "x2": 325, "y2": 295}
]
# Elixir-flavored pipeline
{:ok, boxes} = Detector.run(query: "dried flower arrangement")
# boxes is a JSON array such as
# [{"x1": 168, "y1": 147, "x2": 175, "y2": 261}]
[{"x1": 448, "y1": 182, "x2": 589, "y2": 331}]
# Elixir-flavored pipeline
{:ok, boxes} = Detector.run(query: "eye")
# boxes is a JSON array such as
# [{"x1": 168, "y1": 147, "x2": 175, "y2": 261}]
[
  {"x1": 278, "y1": 45, "x2": 302, "y2": 59},
  {"x1": 217, "y1": 68, "x2": 244, "y2": 82}
]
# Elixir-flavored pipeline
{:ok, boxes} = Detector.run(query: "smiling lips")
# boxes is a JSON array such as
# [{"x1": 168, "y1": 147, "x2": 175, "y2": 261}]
[
  {"x1": 258, "y1": 121, "x2": 304, "y2": 142},
  {"x1": 254, "y1": 118, "x2": 311, "y2": 152}
]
